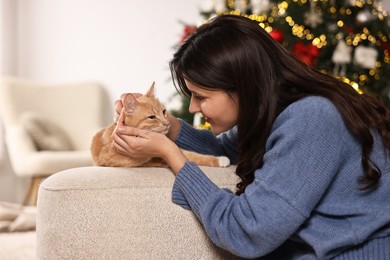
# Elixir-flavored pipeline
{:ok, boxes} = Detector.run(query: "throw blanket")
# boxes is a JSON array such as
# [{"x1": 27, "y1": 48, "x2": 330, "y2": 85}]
[
  {"x1": 0, "y1": 202, "x2": 36, "y2": 232},
  {"x1": 0, "y1": 119, "x2": 4, "y2": 160}
]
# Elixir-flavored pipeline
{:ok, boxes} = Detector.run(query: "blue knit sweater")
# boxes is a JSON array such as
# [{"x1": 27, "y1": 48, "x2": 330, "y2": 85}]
[{"x1": 172, "y1": 96, "x2": 390, "y2": 259}]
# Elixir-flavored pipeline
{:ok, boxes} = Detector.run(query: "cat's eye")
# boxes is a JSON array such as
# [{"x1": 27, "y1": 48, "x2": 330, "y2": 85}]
[
  {"x1": 163, "y1": 109, "x2": 167, "y2": 115},
  {"x1": 148, "y1": 115, "x2": 156, "y2": 120}
]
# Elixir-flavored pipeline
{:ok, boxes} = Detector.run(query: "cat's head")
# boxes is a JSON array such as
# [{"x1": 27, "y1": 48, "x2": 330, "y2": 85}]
[{"x1": 121, "y1": 82, "x2": 170, "y2": 134}]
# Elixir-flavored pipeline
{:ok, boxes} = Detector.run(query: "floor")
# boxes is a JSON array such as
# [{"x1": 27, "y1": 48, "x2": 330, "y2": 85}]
[{"x1": 0, "y1": 231, "x2": 36, "y2": 260}]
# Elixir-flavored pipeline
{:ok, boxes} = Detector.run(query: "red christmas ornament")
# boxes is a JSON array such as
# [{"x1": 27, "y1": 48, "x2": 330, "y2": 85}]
[
  {"x1": 344, "y1": 25, "x2": 354, "y2": 35},
  {"x1": 381, "y1": 42, "x2": 390, "y2": 53},
  {"x1": 292, "y1": 42, "x2": 320, "y2": 66},
  {"x1": 269, "y1": 29, "x2": 284, "y2": 43},
  {"x1": 180, "y1": 25, "x2": 197, "y2": 44}
]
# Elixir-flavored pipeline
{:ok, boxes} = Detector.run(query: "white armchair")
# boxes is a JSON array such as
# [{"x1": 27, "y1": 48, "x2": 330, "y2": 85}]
[{"x1": 0, "y1": 77, "x2": 110, "y2": 205}]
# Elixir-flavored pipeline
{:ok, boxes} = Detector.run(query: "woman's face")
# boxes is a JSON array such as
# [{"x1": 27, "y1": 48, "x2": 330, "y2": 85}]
[{"x1": 185, "y1": 80, "x2": 239, "y2": 134}]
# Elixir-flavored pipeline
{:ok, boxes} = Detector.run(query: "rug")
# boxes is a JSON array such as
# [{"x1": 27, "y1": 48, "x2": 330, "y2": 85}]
[
  {"x1": 0, "y1": 201, "x2": 36, "y2": 259},
  {"x1": 0, "y1": 231, "x2": 36, "y2": 259}
]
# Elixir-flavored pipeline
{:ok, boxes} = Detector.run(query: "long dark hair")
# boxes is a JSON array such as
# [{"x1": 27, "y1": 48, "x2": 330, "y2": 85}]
[{"x1": 170, "y1": 14, "x2": 390, "y2": 194}]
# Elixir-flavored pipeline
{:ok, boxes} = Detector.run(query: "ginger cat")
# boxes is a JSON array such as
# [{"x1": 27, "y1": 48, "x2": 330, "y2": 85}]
[{"x1": 91, "y1": 83, "x2": 230, "y2": 168}]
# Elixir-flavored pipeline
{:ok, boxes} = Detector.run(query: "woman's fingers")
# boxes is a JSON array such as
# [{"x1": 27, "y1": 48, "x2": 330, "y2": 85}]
[
  {"x1": 115, "y1": 124, "x2": 147, "y2": 138},
  {"x1": 112, "y1": 131, "x2": 128, "y2": 147},
  {"x1": 112, "y1": 129, "x2": 149, "y2": 158},
  {"x1": 116, "y1": 112, "x2": 125, "y2": 127},
  {"x1": 114, "y1": 100, "x2": 123, "y2": 124},
  {"x1": 112, "y1": 134, "x2": 131, "y2": 155}
]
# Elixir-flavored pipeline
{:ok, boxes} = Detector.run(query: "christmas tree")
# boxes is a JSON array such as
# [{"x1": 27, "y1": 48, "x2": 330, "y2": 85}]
[
  {"x1": 169, "y1": 0, "x2": 390, "y2": 124},
  {"x1": 198, "y1": 0, "x2": 390, "y2": 106}
]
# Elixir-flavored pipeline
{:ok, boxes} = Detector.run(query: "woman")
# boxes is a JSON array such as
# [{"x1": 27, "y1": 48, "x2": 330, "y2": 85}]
[{"x1": 113, "y1": 15, "x2": 390, "y2": 259}]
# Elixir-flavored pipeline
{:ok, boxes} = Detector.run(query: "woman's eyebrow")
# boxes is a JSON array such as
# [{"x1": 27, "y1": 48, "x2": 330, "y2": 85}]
[{"x1": 187, "y1": 88, "x2": 199, "y2": 95}]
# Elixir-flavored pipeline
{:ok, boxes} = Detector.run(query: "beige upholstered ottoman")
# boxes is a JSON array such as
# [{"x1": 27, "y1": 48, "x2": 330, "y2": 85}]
[{"x1": 36, "y1": 166, "x2": 242, "y2": 259}]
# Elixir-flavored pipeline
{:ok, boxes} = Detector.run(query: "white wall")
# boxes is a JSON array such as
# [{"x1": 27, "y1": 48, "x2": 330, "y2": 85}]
[
  {"x1": 16, "y1": 0, "x2": 203, "y2": 105},
  {"x1": 384, "y1": 0, "x2": 390, "y2": 11}
]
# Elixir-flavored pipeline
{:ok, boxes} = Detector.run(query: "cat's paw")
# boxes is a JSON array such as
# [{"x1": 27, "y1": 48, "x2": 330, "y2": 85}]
[{"x1": 217, "y1": 156, "x2": 230, "y2": 167}]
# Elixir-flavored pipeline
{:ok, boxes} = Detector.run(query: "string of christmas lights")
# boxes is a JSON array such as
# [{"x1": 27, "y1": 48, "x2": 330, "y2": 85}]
[{"x1": 197, "y1": 0, "x2": 390, "y2": 106}]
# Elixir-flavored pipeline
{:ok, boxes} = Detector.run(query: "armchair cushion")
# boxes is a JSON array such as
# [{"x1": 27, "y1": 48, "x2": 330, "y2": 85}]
[
  {"x1": 20, "y1": 112, "x2": 72, "y2": 151},
  {"x1": 5, "y1": 125, "x2": 93, "y2": 176}
]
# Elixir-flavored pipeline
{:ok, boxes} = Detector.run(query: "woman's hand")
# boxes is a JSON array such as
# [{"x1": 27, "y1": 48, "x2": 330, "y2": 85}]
[
  {"x1": 112, "y1": 112, "x2": 169, "y2": 158},
  {"x1": 112, "y1": 113, "x2": 188, "y2": 174}
]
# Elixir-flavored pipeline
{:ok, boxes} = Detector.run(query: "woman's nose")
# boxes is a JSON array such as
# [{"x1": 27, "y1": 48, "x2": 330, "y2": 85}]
[{"x1": 188, "y1": 97, "x2": 200, "y2": 114}]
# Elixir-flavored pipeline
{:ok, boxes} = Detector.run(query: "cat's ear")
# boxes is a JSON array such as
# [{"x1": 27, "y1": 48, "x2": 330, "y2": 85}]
[
  {"x1": 122, "y1": 93, "x2": 138, "y2": 113},
  {"x1": 145, "y1": 82, "x2": 155, "y2": 97}
]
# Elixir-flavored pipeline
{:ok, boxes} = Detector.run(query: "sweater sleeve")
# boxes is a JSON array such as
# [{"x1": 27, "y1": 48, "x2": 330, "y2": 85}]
[
  {"x1": 172, "y1": 120, "x2": 238, "y2": 209},
  {"x1": 175, "y1": 119, "x2": 238, "y2": 164},
  {"x1": 172, "y1": 97, "x2": 350, "y2": 258}
]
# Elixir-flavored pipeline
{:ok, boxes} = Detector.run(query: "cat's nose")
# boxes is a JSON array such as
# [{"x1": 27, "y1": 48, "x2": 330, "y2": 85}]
[{"x1": 162, "y1": 121, "x2": 170, "y2": 126}]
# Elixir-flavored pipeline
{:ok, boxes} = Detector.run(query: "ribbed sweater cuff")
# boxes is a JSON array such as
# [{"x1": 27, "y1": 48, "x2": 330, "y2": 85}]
[
  {"x1": 171, "y1": 186, "x2": 191, "y2": 209},
  {"x1": 173, "y1": 162, "x2": 219, "y2": 219},
  {"x1": 334, "y1": 235, "x2": 390, "y2": 260}
]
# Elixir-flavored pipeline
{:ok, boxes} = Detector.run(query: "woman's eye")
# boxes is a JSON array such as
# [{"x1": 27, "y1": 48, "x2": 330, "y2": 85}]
[
  {"x1": 194, "y1": 95, "x2": 204, "y2": 100},
  {"x1": 148, "y1": 115, "x2": 156, "y2": 119}
]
